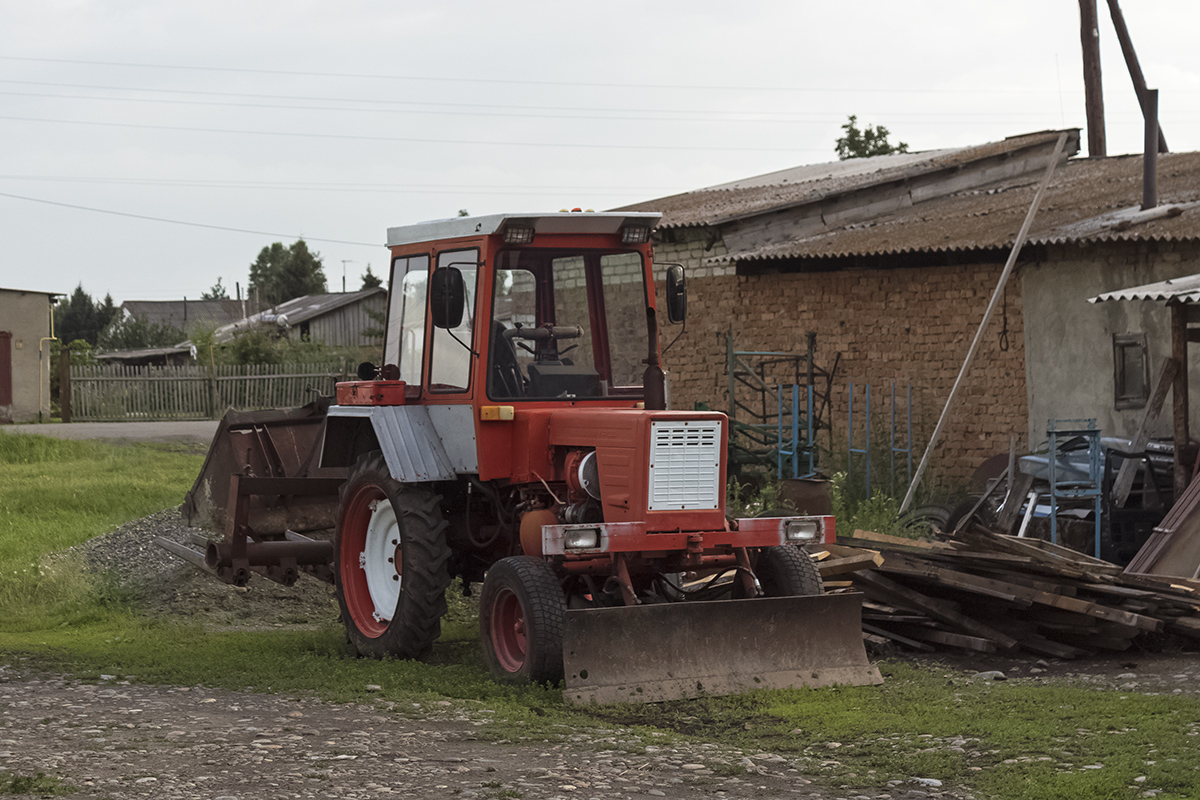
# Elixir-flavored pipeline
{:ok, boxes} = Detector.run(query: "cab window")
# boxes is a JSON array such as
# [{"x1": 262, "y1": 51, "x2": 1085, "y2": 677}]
[{"x1": 429, "y1": 249, "x2": 479, "y2": 393}]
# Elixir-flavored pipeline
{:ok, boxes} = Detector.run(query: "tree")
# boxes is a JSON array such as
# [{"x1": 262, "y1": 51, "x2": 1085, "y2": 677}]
[
  {"x1": 98, "y1": 317, "x2": 186, "y2": 351},
  {"x1": 55, "y1": 285, "x2": 103, "y2": 346},
  {"x1": 361, "y1": 264, "x2": 383, "y2": 290},
  {"x1": 202, "y1": 277, "x2": 229, "y2": 300},
  {"x1": 835, "y1": 115, "x2": 909, "y2": 160},
  {"x1": 247, "y1": 239, "x2": 327, "y2": 307}
]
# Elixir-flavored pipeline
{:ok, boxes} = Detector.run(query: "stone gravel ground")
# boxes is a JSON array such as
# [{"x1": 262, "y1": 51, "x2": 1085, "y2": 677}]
[
  {"x1": 7, "y1": 507, "x2": 1197, "y2": 799},
  {"x1": 0, "y1": 664, "x2": 972, "y2": 800}
]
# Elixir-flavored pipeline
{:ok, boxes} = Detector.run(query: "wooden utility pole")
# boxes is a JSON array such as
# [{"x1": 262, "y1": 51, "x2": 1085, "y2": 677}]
[
  {"x1": 1079, "y1": 0, "x2": 1106, "y2": 157},
  {"x1": 1106, "y1": 0, "x2": 1168, "y2": 153}
]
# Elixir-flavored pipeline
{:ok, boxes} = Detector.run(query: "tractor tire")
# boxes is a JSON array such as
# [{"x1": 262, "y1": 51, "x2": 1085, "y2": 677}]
[
  {"x1": 480, "y1": 556, "x2": 566, "y2": 685},
  {"x1": 334, "y1": 451, "x2": 451, "y2": 660},
  {"x1": 756, "y1": 545, "x2": 824, "y2": 597}
]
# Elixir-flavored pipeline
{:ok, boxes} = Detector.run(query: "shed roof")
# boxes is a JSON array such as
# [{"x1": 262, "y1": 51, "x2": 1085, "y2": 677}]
[
  {"x1": 122, "y1": 299, "x2": 245, "y2": 333},
  {"x1": 618, "y1": 128, "x2": 1200, "y2": 266},
  {"x1": 713, "y1": 152, "x2": 1200, "y2": 264},
  {"x1": 1090, "y1": 273, "x2": 1200, "y2": 305},
  {"x1": 214, "y1": 288, "x2": 384, "y2": 340},
  {"x1": 618, "y1": 130, "x2": 1075, "y2": 230}
]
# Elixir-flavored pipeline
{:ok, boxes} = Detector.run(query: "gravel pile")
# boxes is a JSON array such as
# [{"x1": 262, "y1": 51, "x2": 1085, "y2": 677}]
[{"x1": 67, "y1": 508, "x2": 338, "y2": 630}]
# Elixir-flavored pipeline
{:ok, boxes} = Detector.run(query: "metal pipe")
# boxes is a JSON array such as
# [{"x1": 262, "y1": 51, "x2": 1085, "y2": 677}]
[
  {"x1": 205, "y1": 539, "x2": 333, "y2": 569},
  {"x1": 1143, "y1": 89, "x2": 1159, "y2": 211},
  {"x1": 900, "y1": 133, "x2": 1069, "y2": 515}
]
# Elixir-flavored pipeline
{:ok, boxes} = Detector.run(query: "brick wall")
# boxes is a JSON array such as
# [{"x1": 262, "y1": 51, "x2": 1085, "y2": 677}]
[{"x1": 653, "y1": 230, "x2": 1027, "y2": 483}]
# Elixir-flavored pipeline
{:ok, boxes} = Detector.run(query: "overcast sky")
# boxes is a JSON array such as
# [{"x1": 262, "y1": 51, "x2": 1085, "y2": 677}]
[{"x1": 1, "y1": 1, "x2": 1196, "y2": 304}]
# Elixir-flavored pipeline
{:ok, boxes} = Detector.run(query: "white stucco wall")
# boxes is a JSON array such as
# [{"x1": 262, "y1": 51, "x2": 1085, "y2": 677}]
[
  {"x1": 0, "y1": 288, "x2": 55, "y2": 423},
  {"x1": 1022, "y1": 241, "x2": 1200, "y2": 447}
]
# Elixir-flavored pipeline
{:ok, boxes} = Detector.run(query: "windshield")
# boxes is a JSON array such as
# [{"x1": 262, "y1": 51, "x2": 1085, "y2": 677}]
[{"x1": 488, "y1": 249, "x2": 648, "y2": 400}]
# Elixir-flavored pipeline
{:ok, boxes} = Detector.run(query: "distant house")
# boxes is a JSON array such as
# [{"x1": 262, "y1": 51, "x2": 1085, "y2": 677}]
[
  {"x1": 618, "y1": 128, "x2": 1200, "y2": 479},
  {"x1": 214, "y1": 288, "x2": 386, "y2": 348},
  {"x1": 0, "y1": 287, "x2": 60, "y2": 423},
  {"x1": 114, "y1": 298, "x2": 245, "y2": 338}
]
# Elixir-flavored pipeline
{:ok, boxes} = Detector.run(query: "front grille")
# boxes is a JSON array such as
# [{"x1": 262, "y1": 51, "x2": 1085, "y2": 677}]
[{"x1": 647, "y1": 419, "x2": 722, "y2": 511}]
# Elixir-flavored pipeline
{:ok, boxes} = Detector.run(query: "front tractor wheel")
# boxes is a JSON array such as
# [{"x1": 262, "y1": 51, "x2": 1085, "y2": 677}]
[
  {"x1": 335, "y1": 452, "x2": 451, "y2": 660},
  {"x1": 480, "y1": 557, "x2": 567, "y2": 685},
  {"x1": 756, "y1": 545, "x2": 825, "y2": 597}
]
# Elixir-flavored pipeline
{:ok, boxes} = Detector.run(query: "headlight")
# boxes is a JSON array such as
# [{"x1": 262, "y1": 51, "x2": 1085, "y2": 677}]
[
  {"x1": 563, "y1": 526, "x2": 601, "y2": 550},
  {"x1": 784, "y1": 519, "x2": 821, "y2": 543}
]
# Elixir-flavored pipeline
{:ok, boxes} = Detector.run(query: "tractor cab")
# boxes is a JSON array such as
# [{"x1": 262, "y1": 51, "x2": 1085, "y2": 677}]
[{"x1": 380, "y1": 212, "x2": 673, "y2": 409}]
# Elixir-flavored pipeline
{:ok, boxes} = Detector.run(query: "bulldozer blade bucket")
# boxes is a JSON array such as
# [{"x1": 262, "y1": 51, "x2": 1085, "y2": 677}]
[
  {"x1": 182, "y1": 398, "x2": 344, "y2": 536},
  {"x1": 562, "y1": 593, "x2": 882, "y2": 705}
]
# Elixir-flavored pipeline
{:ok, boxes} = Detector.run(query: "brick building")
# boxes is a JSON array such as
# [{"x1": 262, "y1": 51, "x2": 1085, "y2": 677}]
[{"x1": 619, "y1": 129, "x2": 1200, "y2": 484}]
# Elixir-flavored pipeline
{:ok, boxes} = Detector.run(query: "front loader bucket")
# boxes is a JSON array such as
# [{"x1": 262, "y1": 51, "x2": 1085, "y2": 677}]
[
  {"x1": 562, "y1": 593, "x2": 882, "y2": 705},
  {"x1": 182, "y1": 398, "x2": 344, "y2": 536}
]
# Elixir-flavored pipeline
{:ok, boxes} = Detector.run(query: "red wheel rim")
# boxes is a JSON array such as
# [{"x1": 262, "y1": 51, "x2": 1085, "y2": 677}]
[
  {"x1": 340, "y1": 482, "x2": 389, "y2": 638},
  {"x1": 490, "y1": 587, "x2": 527, "y2": 673}
]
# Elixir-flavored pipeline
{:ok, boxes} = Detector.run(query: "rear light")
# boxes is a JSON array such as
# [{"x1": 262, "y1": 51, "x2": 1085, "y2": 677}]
[
  {"x1": 563, "y1": 526, "x2": 601, "y2": 550},
  {"x1": 502, "y1": 225, "x2": 534, "y2": 244},
  {"x1": 620, "y1": 226, "x2": 650, "y2": 244},
  {"x1": 784, "y1": 519, "x2": 821, "y2": 543}
]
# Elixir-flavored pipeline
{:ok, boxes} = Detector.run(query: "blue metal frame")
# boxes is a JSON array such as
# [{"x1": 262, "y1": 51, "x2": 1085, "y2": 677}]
[{"x1": 1046, "y1": 418, "x2": 1103, "y2": 557}]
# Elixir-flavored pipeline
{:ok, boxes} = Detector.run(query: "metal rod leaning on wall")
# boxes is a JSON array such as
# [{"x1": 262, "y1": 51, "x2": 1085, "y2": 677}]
[{"x1": 899, "y1": 132, "x2": 1069, "y2": 515}]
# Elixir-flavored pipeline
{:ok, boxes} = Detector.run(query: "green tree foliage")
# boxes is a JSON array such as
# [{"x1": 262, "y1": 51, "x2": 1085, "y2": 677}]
[
  {"x1": 202, "y1": 277, "x2": 229, "y2": 300},
  {"x1": 54, "y1": 285, "x2": 118, "y2": 346},
  {"x1": 97, "y1": 317, "x2": 185, "y2": 351},
  {"x1": 835, "y1": 114, "x2": 910, "y2": 160},
  {"x1": 247, "y1": 240, "x2": 327, "y2": 307},
  {"x1": 361, "y1": 265, "x2": 383, "y2": 290}
]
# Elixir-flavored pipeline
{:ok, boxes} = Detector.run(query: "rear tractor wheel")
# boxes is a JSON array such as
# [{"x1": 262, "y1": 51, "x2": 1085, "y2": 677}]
[
  {"x1": 480, "y1": 556, "x2": 567, "y2": 685},
  {"x1": 334, "y1": 452, "x2": 451, "y2": 660}
]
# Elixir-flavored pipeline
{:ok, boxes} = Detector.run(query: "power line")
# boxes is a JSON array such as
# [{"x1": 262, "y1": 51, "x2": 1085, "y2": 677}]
[
  {"x1": 0, "y1": 114, "x2": 827, "y2": 153},
  {"x1": 0, "y1": 190, "x2": 383, "y2": 247},
  {"x1": 0, "y1": 54, "x2": 1074, "y2": 95},
  {"x1": 0, "y1": 174, "x2": 671, "y2": 196},
  {"x1": 0, "y1": 79, "x2": 845, "y2": 121}
]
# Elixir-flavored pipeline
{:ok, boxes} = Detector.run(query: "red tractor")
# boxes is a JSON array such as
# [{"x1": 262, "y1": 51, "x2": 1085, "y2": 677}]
[{"x1": 170, "y1": 211, "x2": 879, "y2": 703}]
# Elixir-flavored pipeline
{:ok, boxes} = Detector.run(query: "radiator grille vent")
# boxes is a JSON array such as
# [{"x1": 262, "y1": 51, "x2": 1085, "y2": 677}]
[{"x1": 647, "y1": 420, "x2": 722, "y2": 511}]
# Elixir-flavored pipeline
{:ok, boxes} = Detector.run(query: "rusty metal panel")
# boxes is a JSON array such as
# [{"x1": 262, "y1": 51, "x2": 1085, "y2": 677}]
[{"x1": 562, "y1": 594, "x2": 882, "y2": 704}]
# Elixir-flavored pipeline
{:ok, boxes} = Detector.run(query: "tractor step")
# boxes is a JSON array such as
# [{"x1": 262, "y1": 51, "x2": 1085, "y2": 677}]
[{"x1": 561, "y1": 593, "x2": 882, "y2": 704}]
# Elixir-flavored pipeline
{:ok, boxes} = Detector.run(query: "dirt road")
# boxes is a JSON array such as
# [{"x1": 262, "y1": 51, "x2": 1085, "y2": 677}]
[
  {"x1": 1, "y1": 665, "x2": 958, "y2": 800},
  {"x1": 0, "y1": 420, "x2": 218, "y2": 445}
]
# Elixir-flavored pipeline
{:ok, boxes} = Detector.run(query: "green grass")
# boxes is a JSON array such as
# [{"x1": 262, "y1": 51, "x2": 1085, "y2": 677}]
[
  {"x1": 0, "y1": 433, "x2": 204, "y2": 627},
  {"x1": 2, "y1": 433, "x2": 1200, "y2": 800}
]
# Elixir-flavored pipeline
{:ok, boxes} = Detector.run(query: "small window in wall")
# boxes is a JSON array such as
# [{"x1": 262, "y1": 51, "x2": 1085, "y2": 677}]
[{"x1": 1113, "y1": 333, "x2": 1149, "y2": 410}]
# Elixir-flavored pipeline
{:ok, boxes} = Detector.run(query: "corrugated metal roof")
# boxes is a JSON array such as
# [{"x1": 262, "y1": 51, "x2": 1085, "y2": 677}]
[
  {"x1": 617, "y1": 130, "x2": 1074, "y2": 229},
  {"x1": 707, "y1": 151, "x2": 1200, "y2": 264},
  {"x1": 1089, "y1": 273, "x2": 1200, "y2": 304},
  {"x1": 214, "y1": 288, "x2": 385, "y2": 340},
  {"x1": 123, "y1": 299, "x2": 244, "y2": 333}
]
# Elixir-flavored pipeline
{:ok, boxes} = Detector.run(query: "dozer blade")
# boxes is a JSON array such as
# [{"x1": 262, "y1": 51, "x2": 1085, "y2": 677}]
[
  {"x1": 182, "y1": 398, "x2": 344, "y2": 535},
  {"x1": 562, "y1": 593, "x2": 882, "y2": 705}
]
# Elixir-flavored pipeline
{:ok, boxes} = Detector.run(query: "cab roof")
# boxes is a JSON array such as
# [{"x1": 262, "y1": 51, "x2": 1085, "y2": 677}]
[{"x1": 386, "y1": 211, "x2": 662, "y2": 248}]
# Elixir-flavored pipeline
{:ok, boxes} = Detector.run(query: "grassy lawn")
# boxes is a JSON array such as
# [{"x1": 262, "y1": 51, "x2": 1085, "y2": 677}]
[{"x1": 1, "y1": 433, "x2": 1198, "y2": 800}]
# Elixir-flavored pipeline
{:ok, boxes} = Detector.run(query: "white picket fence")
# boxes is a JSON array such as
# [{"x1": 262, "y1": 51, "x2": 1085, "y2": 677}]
[{"x1": 69, "y1": 362, "x2": 352, "y2": 421}]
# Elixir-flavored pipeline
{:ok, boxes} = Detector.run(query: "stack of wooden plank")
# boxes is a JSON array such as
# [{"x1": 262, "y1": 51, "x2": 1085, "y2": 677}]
[{"x1": 813, "y1": 526, "x2": 1200, "y2": 658}]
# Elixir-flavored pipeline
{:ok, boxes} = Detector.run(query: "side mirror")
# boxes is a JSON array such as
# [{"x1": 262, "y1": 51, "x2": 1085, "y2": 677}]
[
  {"x1": 429, "y1": 267, "x2": 465, "y2": 329},
  {"x1": 665, "y1": 265, "x2": 687, "y2": 324}
]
